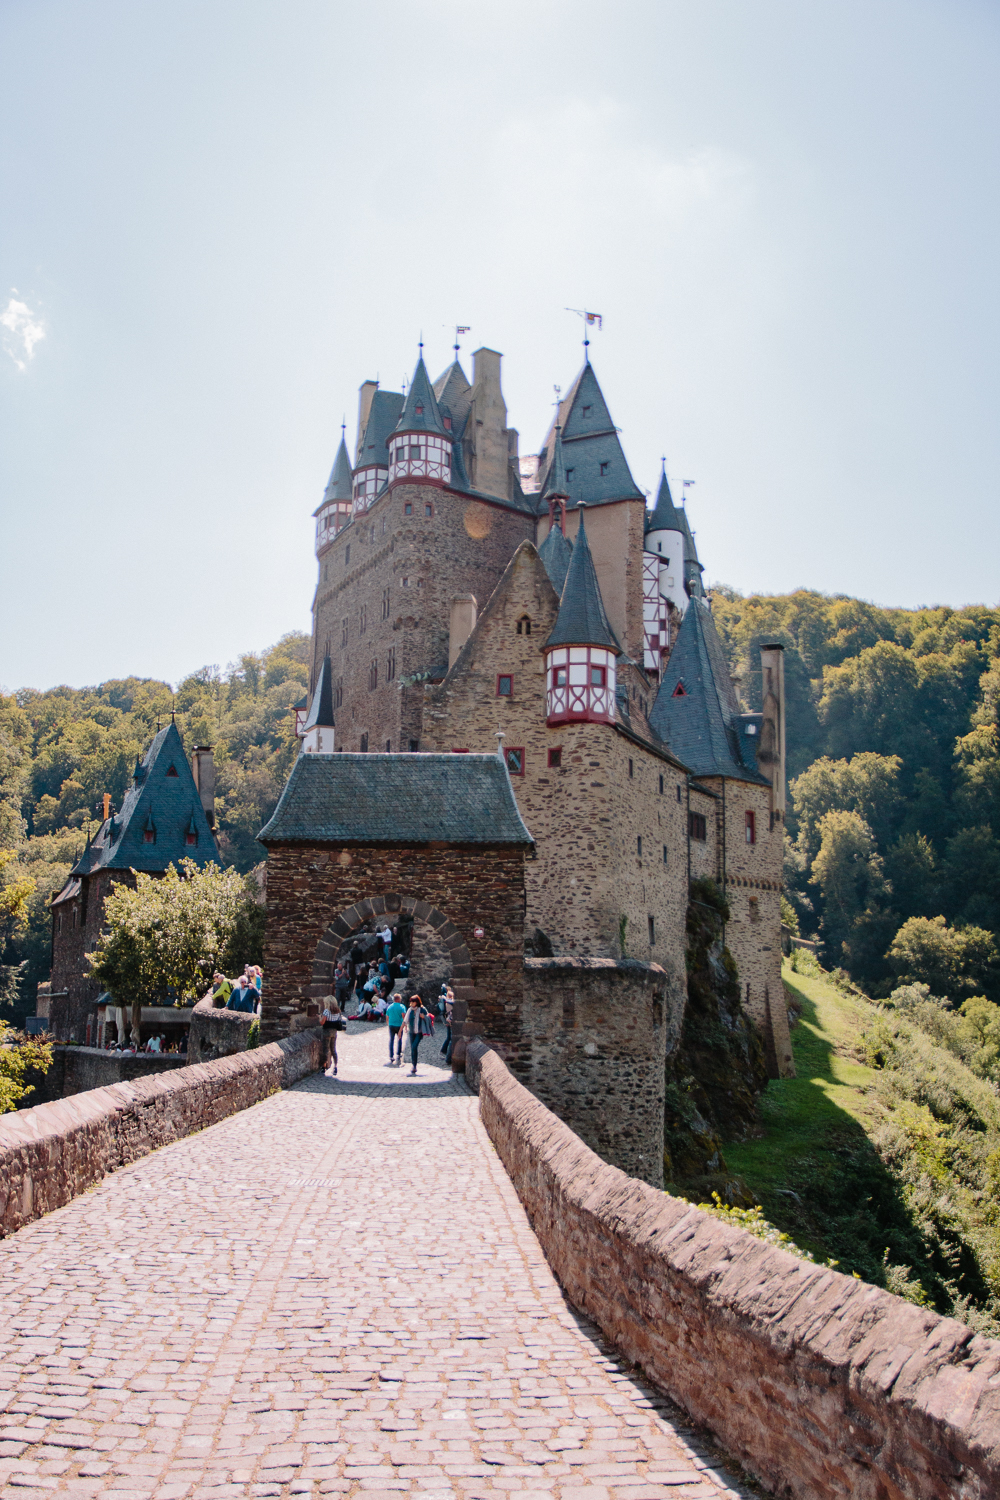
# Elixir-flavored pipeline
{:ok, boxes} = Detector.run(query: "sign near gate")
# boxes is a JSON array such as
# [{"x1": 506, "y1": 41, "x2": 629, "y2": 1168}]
[{"x1": 474, "y1": 927, "x2": 484, "y2": 939}]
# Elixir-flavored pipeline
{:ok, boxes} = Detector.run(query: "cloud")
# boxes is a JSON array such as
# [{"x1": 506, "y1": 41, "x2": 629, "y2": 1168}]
[{"x1": 1, "y1": 292, "x2": 46, "y2": 370}]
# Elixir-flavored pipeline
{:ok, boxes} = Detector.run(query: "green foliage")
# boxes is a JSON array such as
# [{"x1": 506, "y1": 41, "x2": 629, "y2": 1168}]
[
  {"x1": 886, "y1": 915, "x2": 998, "y2": 1002},
  {"x1": 694, "y1": 1192, "x2": 841, "y2": 1269},
  {"x1": 0, "y1": 1019, "x2": 53, "y2": 1113},
  {"x1": 87, "y1": 859, "x2": 264, "y2": 1007}
]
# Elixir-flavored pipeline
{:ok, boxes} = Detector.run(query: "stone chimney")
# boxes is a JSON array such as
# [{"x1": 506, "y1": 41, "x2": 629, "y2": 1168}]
[
  {"x1": 757, "y1": 645, "x2": 786, "y2": 821},
  {"x1": 449, "y1": 595, "x2": 477, "y2": 668},
  {"x1": 355, "y1": 380, "x2": 378, "y2": 463},
  {"x1": 191, "y1": 746, "x2": 216, "y2": 829},
  {"x1": 468, "y1": 348, "x2": 509, "y2": 500}
]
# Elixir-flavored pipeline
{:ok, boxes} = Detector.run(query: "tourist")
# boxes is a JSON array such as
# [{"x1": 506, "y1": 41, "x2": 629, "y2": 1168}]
[
  {"x1": 385, "y1": 993, "x2": 405, "y2": 1065},
  {"x1": 373, "y1": 992, "x2": 388, "y2": 1021},
  {"x1": 355, "y1": 996, "x2": 375, "y2": 1022},
  {"x1": 320, "y1": 997, "x2": 344, "y2": 1076},
  {"x1": 251, "y1": 965, "x2": 263, "y2": 997},
  {"x1": 226, "y1": 974, "x2": 256, "y2": 1012},
  {"x1": 440, "y1": 986, "x2": 454, "y2": 1058},
  {"x1": 211, "y1": 971, "x2": 232, "y2": 1007},
  {"x1": 379, "y1": 922, "x2": 392, "y2": 961},
  {"x1": 405, "y1": 993, "x2": 432, "y2": 1076},
  {"x1": 334, "y1": 963, "x2": 352, "y2": 1013},
  {"x1": 349, "y1": 942, "x2": 364, "y2": 996}
]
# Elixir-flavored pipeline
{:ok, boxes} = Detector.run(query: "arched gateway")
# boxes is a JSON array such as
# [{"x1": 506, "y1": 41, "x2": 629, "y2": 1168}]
[{"x1": 257, "y1": 751, "x2": 534, "y2": 1065}]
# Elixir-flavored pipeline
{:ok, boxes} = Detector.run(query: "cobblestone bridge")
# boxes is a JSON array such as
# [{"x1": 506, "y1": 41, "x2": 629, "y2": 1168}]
[{"x1": 0, "y1": 1026, "x2": 753, "y2": 1500}]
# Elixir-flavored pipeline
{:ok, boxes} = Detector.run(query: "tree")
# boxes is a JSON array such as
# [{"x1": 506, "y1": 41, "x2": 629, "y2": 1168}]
[
  {"x1": 886, "y1": 915, "x2": 999, "y2": 1004},
  {"x1": 884, "y1": 833, "x2": 939, "y2": 921},
  {"x1": 791, "y1": 753, "x2": 903, "y2": 861},
  {"x1": 810, "y1": 809, "x2": 890, "y2": 967},
  {"x1": 818, "y1": 641, "x2": 923, "y2": 763},
  {"x1": 87, "y1": 860, "x2": 264, "y2": 1041},
  {"x1": 0, "y1": 1019, "x2": 52, "y2": 1113}
]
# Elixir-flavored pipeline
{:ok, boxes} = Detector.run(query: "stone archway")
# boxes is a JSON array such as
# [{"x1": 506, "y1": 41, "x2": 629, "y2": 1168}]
[{"x1": 310, "y1": 893, "x2": 473, "y2": 1020}]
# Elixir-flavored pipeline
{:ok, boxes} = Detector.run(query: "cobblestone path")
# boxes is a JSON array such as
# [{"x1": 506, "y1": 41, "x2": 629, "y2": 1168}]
[{"x1": 0, "y1": 1024, "x2": 756, "y2": 1500}]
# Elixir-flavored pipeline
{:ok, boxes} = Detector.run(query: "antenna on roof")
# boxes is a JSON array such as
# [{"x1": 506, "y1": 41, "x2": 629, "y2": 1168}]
[{"x1": 564, "y1": 308, "x2": 603, "y2": 361}]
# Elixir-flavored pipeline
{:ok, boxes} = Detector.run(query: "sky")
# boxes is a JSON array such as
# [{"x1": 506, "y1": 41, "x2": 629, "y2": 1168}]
[{"x1": 1, "y1": 0, "x2": 998, "y2": 692}]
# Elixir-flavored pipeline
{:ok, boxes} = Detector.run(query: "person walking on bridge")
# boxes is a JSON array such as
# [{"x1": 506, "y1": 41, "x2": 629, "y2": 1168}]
[
  {"x1": 321, "y1": 998, "x2": 344, "y2": 1076},
  {"x1": 405, "y1": 993, "x2": 432, "y2": 1076},
  {"x1": 385, "y1": 994, "x2": 405, "y2": 1066}
]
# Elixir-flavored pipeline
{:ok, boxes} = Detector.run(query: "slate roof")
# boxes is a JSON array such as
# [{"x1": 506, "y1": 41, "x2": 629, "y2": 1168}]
[
  {"x1": 433, "y1": 360, "x2": 473, "y2": 430},
  {"x1": 68, "y1": 723, "x2": 217, "y2": 877},
  {"x1": 258, "y1": 753, "x2": 534, "y2": 847},
  {"x1": 645, "y1": 468, "x2": 685, "y2": 534},
  {"x1": 395, "y1": 356, "x2": 449, "y2": 438},
  {"x1": 304, "y1": 657, "x2": 335, "y2": 731},
  {"x1": 537, "y1": 524, "x2": 573, "y2": 596},
  {"x1": 542, "y1": 427, "x2": 569, "y2": 499},
  {"x1": 649, "y1": 598, "x2": 768, "y2": 784},
  {"x1": 545, "y1": 509, "x2": 620, "y2": 652},
  {"x1": 534, "y1": 363, "x2": 643, "y2": 512},
  {"x1": 314, "y1": 435, "x2": 352, "y2": 516},
  {"x1": 357, "y1": 390, "x2": 405, "y2": 468}
]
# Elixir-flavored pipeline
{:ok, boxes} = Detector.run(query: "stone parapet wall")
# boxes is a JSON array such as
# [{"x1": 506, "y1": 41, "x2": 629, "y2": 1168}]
[
  {"x1": 516, "y1": 957, "x2": 674, "y2": 1188},
  {"x1": 0, "y1": 1029, "x2": 322, "y2": 1239},
  {"x1": 466, "y1": 1040, "x2": 1000, "y2": 1500},
  {"x1": 187, "y1": 994, "x2": 257, "y2": 1063}
]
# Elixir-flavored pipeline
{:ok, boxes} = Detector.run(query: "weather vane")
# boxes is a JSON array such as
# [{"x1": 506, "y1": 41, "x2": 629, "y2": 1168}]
[{"x1": 564, "y1": 308, "x2": 603, "y2": 360}]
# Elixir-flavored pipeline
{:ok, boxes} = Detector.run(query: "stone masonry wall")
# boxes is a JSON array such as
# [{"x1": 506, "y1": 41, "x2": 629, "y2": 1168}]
[
  {"x1": 537, "y1": 499, "x2": 647, "y2": 663},
  {"x1": 0, "y1": 1028, "x2": 322, "y2": 1238},
  {"x1": 313, "y1": 480, "x2": 534, "y2": 751},
  {"x1": 261, "y1": 842, "x2": 526, "y2": 1065},
  {"x1": 516, "y1": 957, "x2": 672, "y2": 1188},
  {"x1": 50, "y1": 870, "x2": 137, "y2": 1041},
  {"x1": 467, "y1": 1040, "x2": 1000, "y2": 1500}
]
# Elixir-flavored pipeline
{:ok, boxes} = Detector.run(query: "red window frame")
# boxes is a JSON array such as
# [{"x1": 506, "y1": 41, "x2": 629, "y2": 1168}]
[
  {"x1": 497, "y1": 674, "x2": 513, "y2": 697},
  {"x1": 505, "y1": 746, "x2": 525, "y2": 776},
  {"x1": 548, "y1": 747, "x2": 562, "y2": 768},
  {"x1": 424, "y1": 501, "x2": 434, "y2": 517},
  {"x1": 590, "y1": 664, "x2": 607, "y2": 687},
  {"x1": 745, "y1": 810, "x2": 756, "y2": 845},
  {"x1": 451, "y1": 747, "x2": 469, "y2": 753},
  {"x1": 554, "y1": 665, "x2": 568, "y2": 686}
]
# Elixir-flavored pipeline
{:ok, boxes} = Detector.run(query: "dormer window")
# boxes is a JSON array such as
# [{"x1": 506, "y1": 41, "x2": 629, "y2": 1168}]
[
  {"x1": 166, "y1": 764, "x2": 179, "y2": 777},
  {"x1": 600, "y1": 462, "x2": 609, "y2": 476},
  {"x1": 672, "y1": 682, "x2": 687, "y2": 698},
  {"x1": 566, "y1": 468, "x2": 574, "y2": 481},
  {"x1": 415, "y1": 403, "x2": 424, "y2": 416},
  {"x1": 143, "y1": 811, "x2": 156, "y2": 845},
  {"x1": 443, "y1": 416, "x2": 452, "y2": 430},
  {"x1": 582, "y1": 404, "x2": 592, "y2": 417}
]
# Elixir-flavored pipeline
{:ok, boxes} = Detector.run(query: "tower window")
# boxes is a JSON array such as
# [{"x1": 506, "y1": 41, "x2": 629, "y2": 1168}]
[
  {"x1": 516, "y1": 616, "x2": 531, "y2": 635},
  {"x1": 404, "y1": 501, "x2": 413, "y2": 515},
  {"x1": 443, "y1": 415, "x2": 452, "y2": 430},
  {"x1": 648, "y1": 915, "x2": 655, "y2": 945},
  {"x1": 386, "y1": 647, "x2": 395, "y2": 682},
  {"x1": 673, "y1": 682, "x2": 686, "y2": 697},
  {"x1": 676, "y1": 785, "x2": 682, "y2": 803},
  {"x1": 582, "y1": 404, "x2": 592, "y2": 417},
  {"x1": 409, "y1": 739, "x2": 419, "y2": 752},
  {"x1": 600, "y1": 462, "x2": 609, "y2": 476},
  {"x1": 554, "y1": 666, "x2": 567, "y2": 686},
  {"x1": 746, "y1": 810, "x2": 756, "y2": 844},
  {"x1": 548, "y1": 747, "x2": 562, "y2": 768},
  {"x1": 637, "y1": 835, "x2": 642, "y2": 858},
  {"x1": 323, "y1": 564, "x2": 328, "y2": 581},
  {"x1": 359, "y1": 604, "x2": 367, "y2": 635},
  {"x1": 566, "y1": 468, "x2": 574, "y2": 481},
  {"x1": 425, "y1": 501, "x2": 433, "y2": 517},
  {"x1": 385, "y1": 739, "x2": 392, "y2": 752},
  {"x1": 409, "y1": 444, "x2": 422, "y2": 459},
  {"x1": 415, "y1": 404, "x2": 424, "y2": 416},
  {"x1": 505, "y1": 747, "x2": 524, "y2": 776},
  {"x1": 186, "y1": 830, "x2": 197, "y2": 847},
  {"x1": 659, "y1": 774, "x2": 664, "y2": 795},
  {"x1": 663, "y1": 845, "x2": 668, "y2": 865},
  {"x1": 590, "y1": 665, "x2": 606, "y2": 687},
  {"x1": 143, "y1": 829, "x2": 155, "y2": 845},
  {"x1": 369, "y1": 659, "x2": 378, "y2": 691},
  {"x1": 166, "y1": 764, "x2": 179, "y2": 777},
  {"x1": 689, "y1": 812, "x2": 707, "y2": 842},
  {"x1": 341, "y1": 617, "x2": 349, "y2": 647},
  {"x1": 382, "y1": 586, "x2": 390, "y2": 620},
  {"x1": 497, "y1": 674, "x2": 513, "y2": 697},
  {"x1": 360, "y1": 733, "x2": 368, "y2": 753},
  {"x1": 345, "y1": 545, "x2": 351, "y2": 565},
  {"x1": 334, "y1": 678, "x2": 343, "y2": 708},
  {"x1": 749, "y1": 896, "x2": 760, "y2": 924},
  {"x1": 401, "y1": 577, "x2": 409, "y2": 587},
  {"x1": 628, "y1": 758, "x2": 634, "y2": 778}
]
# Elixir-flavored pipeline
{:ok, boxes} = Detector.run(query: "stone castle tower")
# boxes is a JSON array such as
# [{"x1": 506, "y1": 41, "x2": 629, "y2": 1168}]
[{"x1": 301, "y1": 343, "x2": 793, "y2": 1079}]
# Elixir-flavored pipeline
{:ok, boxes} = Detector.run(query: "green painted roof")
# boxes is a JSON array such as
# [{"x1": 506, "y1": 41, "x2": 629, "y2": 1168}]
[
  {"x1": 649, "y1": 598, "x2": 767, "y2": 784},
  {"x1": 395, "y1": 356, "x2": 449, "y2": 438},
  {"x1": 304, "y1": 657, "x2": 335, "y2": 731},
  {"x1": 538, "y1": 524, "x2": 573, "y2": 596},
  {"x1": 357, "y1": 390, "x2": 405, "y2": 468},
  {"x1": 70, "y1": 723, "x2": 217, "y2": 876},
  {"x1": 535, "y1": 363, "x2": 643, "y2": 512},
  {"x1": 258, "y1": 752, "x2": 534, "y2": 846},
  {"x1": 545, "y1": 509, "x2": 620, "y2": 651}
]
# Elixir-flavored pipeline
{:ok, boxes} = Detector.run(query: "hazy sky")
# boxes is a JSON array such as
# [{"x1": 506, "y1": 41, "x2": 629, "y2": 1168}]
[{"x1": 2, "y1": 0, "x2": 998, "y2": 691}]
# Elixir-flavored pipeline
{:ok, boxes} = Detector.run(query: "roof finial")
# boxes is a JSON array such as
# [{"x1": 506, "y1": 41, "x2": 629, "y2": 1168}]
[
  {"x1": 564, "y1": 308, "x2": 602, "y2": 362},
  {"x1": 495, "y1": 727, "x2": 505, "y2": 760},
  {"x1": 682, "y1": 479, "x2": 696, "y2": 503},
  {"x1": 418, "y1": 331, "x2": 424, "y2": 358},
  {"x1": 454, "y1": 324, "x2": 470, "y2": 360}
]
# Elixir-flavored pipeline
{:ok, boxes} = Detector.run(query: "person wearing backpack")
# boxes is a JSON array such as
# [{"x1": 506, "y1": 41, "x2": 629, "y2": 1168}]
[
  {"x1": 321, "y1": 998, "x2": 345, "y2": 1076},
  {"x1": 404, "y1": 993, "x2": 432, "y2": 1076}
]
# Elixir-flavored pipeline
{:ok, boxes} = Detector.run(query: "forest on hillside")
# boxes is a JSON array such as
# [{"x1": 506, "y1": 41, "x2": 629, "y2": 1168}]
[
  {"x1": 2, "y1": 587, "x2": 1000, "y2": 1021},
  {"x1": 0, "y1": 633, "x2": 310, "y2": 1021},
  {"x1": 713, "y1": 589, "x2": 1000, "y2": 1001}
]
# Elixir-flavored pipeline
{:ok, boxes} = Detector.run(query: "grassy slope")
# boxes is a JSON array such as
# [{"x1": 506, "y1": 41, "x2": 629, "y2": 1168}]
[{"x1": 723, "y1": 962, "x2": 1000, "y2": 1324}]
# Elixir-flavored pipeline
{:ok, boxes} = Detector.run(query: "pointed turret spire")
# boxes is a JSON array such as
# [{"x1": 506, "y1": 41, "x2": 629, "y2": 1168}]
[
  {"x1": 302, "y1": 657, "x2": 336, "y2": 754},
  {"x1": 546, "y1": 508, "x2": 619, "y2": 652},
  {"x1": 645, "y1": 464, "x2": 684, "y2": 535},
  {"x1": 323, "y1": 433, "x2": 353, "y2": 505},
  {"x1": 538, "y1": 524, "x2": 573, "y2": 597},
  {"x1": 395, "y1": 355, "x2": 448, "y2": 437},
  {"x1": 542, "y1": 426, "x2": 569, "y2": 500}
]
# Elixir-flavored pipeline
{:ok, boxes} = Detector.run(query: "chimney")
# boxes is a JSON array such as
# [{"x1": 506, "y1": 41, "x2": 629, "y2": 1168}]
[
  {"x1": 758, "y1": 645, "x2": 786, "y2": 821},
  {"x1": 468, "y1": 348, "x2": 508, "y2": 500},
  {"x1": 102, "y1": 793, "x2": 111, "y2": 823},
  {"x1": 449, "y1": 595, "x2": 477, "y2": 668},
  {"x1": 355, "y1": 380, "x2": 378, "y2": 463},
  {"x1": 191, "y1": 746, "x2": 216, "y2": 828}
]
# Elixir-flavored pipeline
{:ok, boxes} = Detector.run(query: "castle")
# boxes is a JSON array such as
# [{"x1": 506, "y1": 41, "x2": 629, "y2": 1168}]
[{"x1": 286, "y1": 343, "x2": 794, "y2": 1083}]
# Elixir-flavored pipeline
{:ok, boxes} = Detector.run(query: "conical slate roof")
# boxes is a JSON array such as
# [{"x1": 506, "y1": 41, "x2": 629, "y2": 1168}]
[
  {"x1": 322, "y1": 435, "x2": 353, "y2": 502},
  {"x1": 395, "y1": 356, "x2": 448, "y2": 438},
  {"x1": 545, "y1": 509, "x2": 619, "y2": 651},
  {"x1": 357, "y1": 390, "x2": 405, "y2": 468},
  {"x1": 542, "y1": 427, "x2": 570, "y2": 499},
  {"x1": 433, "y1": 359, "x2": 472, "y2": 427},
  {"x1": 304, "y1": 657, "x2": 336, "y2": 732},
  {"x1": 535, "y1": 362, "x2": 643, "y2": 512},
  {"x1": 645, "y1": 467, "x2": 685, "y2": 534},
  {"x1": 67, "y1": 722, "x2": 216, "y2": 877},
  {"x1": 537, "y1": 523, "x2": 573, "y2": 596},
  {"x1": 649, "y1": 597, "x2": 766, "y2": 783}
]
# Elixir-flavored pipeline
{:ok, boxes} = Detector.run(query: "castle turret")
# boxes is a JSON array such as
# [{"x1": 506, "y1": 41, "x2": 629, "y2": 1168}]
[
  {"x1": 314, "y1": 433, "x2": 353, "y2": 553},
  {"x1": 301, "y1": 656, "x2": 336, "y2": 754},
  {"x1": 542, "y1": 426, "x2": 570, "y2": 537},
  {"x1": 389, "y1": 356, "x2": 453, "y2": 486},
  {"x1": 644, "y1": 467, "x2": 689, "y2": 616},
  {"x1": 353, "y1": 387, "x2": 404, "y2": 513},
  {"x1": 544, "y1": 507, "x2": 619, "y2": 726}
]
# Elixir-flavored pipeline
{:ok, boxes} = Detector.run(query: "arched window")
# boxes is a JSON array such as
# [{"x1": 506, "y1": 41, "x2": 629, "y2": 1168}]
[{"x1": 516, "y1": 616, "x2": 532, "y2": 635}]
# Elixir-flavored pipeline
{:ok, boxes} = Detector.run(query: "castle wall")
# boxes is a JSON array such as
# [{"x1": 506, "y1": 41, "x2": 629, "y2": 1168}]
[
  {"x1": 50, "y1": 871, "x2": 136, "y2": 1041},
  {"x1": 538, "y1": 499, "x2": 646, "y2": 662},
  {"x1": 312, "y1": 480, "x2": 534, "y2": 751}
]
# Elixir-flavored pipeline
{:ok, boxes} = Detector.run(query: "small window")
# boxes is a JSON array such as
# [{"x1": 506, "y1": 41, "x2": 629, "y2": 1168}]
[
  {"x1": 382, "y1": 516, "x2": 388, "y2": 534},
  {"x1": 628, "y1": 758, "x2": 634, "y2": 778},
  {"x1": 342, "y1": 617, "x2": 349, "y2": 647},
  {"x1": 443, "y1": 415, "x2": 452, "y2": 430},
  {"x1": 334, "y1": 678, "x2": 343, "y2": 708},
  {"x1": 689, "y1": 812, "x2": 707, "y2": 842},
  {"x1": 648, "y1": 915, "x2": 655, "y2": 945},
  {"x1": 143, "y1": 830, "x2": 154, "y2": 844},
  {"x1": 637, "y1": 835, "x2": 642, "y2": 858},
  {"x1": 662, "y1": 845, "x2": 668, "y2": 865},
  {"x1": 659, "y1": 774, "x2": 664, "y2": 795},
  {"x1": 746, "y1": 810, "x2": 756, "y2": 845},
  {"x1": 516, "y1": 616, "x2": 531, "y2": 635},
  {"x1": 185, "y1": 831, "x2": 197, "y2": 847},
  {"x1": 360, "y1": 733, "x2": 368, "y2": 753},
  {"x1": 497, "y1": 674, "x2": 513, "y2": 697},
  {"x1": 566, "y1": 467, "x2": 574, "y2": 481},
  {"x1": 370, "y1": 524, "x2": 375, "y2": 543},
  {"x1": 409, "y1": 444, "x2": 421, "y2": 459},
  {"x1": 590, "y1": 664, "x2": 606, "y2": 687},
  {"x1": 505, "y1": 747, "x2": 524, "y2": 776},
  {"x1": 676, "y1": 785, "x2": 682, "y2": 803},
  {"x1": 166, "y1": 763, "x2": 179, "y2": 777},
  {"x1": 409, "y1": 739, "x2": 419, "y2": 752},
  {"x1": 415, "y1": 403, "x2": 424, "y2": 416},
  {"x1": 548, "y1": 747, "x2": 562, "y2": 768},
  {"x1": 672, "y1": 682, "x2": 686, "y2": 697},
  {"x1": 554, "y1": 665, "x2": 568, "y2": 686},
  {"x1": 600, "y1": 461, "x2": 609, "y2": 476},
  {"x1": 385, "y1": 739, "x2": 391, "y2": 752},
  {"x1": 401, "y1": 577, "x2": 409, "y2": 588},
  {"x1": 582, "y1": 404, "x2": 592, "y2": 417},
  {"x1": 323, "y1": 564, "x2": 328, "y2": 582},
  {"x1": 452, "y1": 747, "x2": 470, "y2": 753},
  {"x1": 345, "y1": 544, "x2": 351, "y2": 565},
  {"x1": 404, "y1": 501, "x2": 413, "y2": 515},
  {"x1": 425, "y1": 501, "x2": 433, "y2": 517},
  {"x1": 369, "y1": 659, "x2": 378, "y2": 691},
  {"x1": 749, "y1": 896, "x2": 760, "y2": 924}
]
